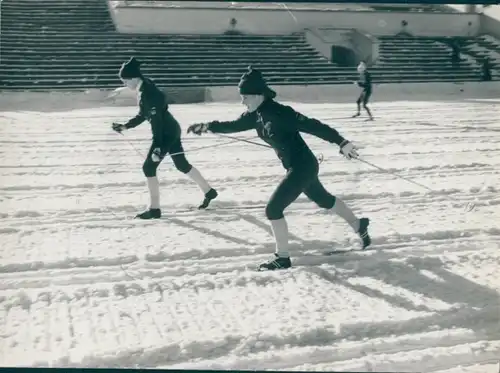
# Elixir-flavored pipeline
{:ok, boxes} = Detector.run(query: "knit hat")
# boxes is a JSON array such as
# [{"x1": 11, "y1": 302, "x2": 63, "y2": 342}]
[
  {"x1": 238, "y1": 66, "x2": 276, "y2": 98},
  {"x1": 119, "y1": 57, "x2": 142, "y2": 80}
]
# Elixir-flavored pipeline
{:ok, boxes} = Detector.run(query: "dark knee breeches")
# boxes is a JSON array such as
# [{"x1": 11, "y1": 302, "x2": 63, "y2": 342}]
[
  {"x1": 142, "y1": 138, "x2": 192, "y2": 177},
  {"x1": 357, "y1": 90, "x2": 372, "y2": 107},
  {"x1": 265, "y1": 166, "x2": 336, "y2": 220}
]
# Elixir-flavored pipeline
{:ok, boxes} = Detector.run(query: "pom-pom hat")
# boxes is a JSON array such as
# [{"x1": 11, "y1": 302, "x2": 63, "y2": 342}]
[
  {"x1": 119, "y1": 57, "x2": 142, "y2": 80},
  {"x1": 238, "y1": 66, "x2": 276, "y2": 98}
]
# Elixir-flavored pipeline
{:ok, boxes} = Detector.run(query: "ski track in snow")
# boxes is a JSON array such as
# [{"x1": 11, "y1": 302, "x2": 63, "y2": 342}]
[{"x1": 0, "y1": 101, "x2": 499, "y2": 372}]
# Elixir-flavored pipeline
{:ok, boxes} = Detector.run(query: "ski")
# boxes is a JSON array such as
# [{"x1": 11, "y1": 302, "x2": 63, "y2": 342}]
[
  {"x1": 325, "y1": 247, "x2": 364, "y2": 255},
  {"x1": 128, "y1": 203, "x2": 268, "y2": 219}
]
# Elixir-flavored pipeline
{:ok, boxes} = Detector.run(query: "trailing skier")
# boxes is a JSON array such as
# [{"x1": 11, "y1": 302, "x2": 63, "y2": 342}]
[{"x1": 112, "y1": 57, "x2": 218, "y2": 219}]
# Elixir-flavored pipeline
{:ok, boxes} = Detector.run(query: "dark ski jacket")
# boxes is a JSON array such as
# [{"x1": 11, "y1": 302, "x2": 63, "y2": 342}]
[
  {"x1": 205, "y1": 99, "x2": 346, "y2": 170},
  {"x1": 124, "y1": 78, "x2": 180, "y2": 148},
  {"x1": 357, "y1": 71, "x2": 372, "y2": 92}
]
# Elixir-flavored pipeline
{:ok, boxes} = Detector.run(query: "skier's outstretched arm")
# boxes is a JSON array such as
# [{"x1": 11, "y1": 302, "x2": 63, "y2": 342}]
[
  {"x1": 124, "y1": 110, "x2": 146, "y2": 129},
  {"x1": 112, "y1": 109, "x2": 145, "y2": 133},
  {"x1": 187, "y1": 113, "x2": 255, "y2": 135},
  {"x1": 286, "y1": 106, "x2": 359, "y2": 160},
  {"x1": 285, "y1": 106, "x2": 345, "y2": 145}
]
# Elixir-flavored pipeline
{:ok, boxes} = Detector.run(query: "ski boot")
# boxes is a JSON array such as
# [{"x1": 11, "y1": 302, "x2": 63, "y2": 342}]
[
  {"x1": 198, "y1": 188, "x2": 218, "y2": 209},
  {"x1": 135, "y1": 208, "x2": 161, "y2": 220},
  {"x1": 358, "y1": 217, "x2": 371, "y2": 249},
  {"x1": 258, "y1": 254, "x2": 292, "y2": 271}
]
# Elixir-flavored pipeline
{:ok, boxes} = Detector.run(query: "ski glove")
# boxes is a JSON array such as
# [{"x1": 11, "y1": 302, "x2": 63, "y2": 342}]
[
  {"x1": 112, "y1": 122, "x2": 127, "y2": 133},
  {"x1": 187, "y1": 122, "x2": 209, "y2": 135},
  {"x1": 151, "y1": 147, "x2": 162, "y2": 163},
  {"x1": 339, "y1": 140, "x2": 359, "y2": 160}
]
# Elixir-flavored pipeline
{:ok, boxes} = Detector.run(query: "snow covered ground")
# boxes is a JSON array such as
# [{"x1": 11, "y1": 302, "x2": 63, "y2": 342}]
[{"x1": 0, "y1": 100, "x2": 499, "y2": 372}]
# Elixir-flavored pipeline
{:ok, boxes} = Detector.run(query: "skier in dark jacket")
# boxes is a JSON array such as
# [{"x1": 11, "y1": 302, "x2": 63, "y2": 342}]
[
  {"x1": 112, "y1": 57, "x2": 218, "y2": 219},
  {"x1": 187, "y1": 66, "x2": 371, "y2": 270},
  {"x1": 352, "y1": 61, "x2": 374, "y2": 120}
]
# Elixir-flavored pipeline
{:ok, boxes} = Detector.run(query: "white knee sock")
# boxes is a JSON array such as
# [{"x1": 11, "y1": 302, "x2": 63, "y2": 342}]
[
  {"x1": 146, "y1": 176, "x2": 160, "y2": 209},
  {"x1": 270, "y1": 218, "x2": 290, "y2": 258},
  {"x1": 186, "y1": 167, "x2": 212, "y2": 194},
  {"x1": 331, "y1": 197, "x2": 360, "y2": 232}
]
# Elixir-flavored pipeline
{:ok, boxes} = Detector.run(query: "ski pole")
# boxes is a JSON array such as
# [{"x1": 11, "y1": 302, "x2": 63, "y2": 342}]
[
  {"x1": 119, "y1": 132, "x2": 145, "y2": 158},
  {"x1": 118, "y1": 131, "x2": 260, "y2": 158},
  {"x1": 169, "y1": 138, "x2": 255, "y2": 156},
  {"x1": 215, "y1": 133, "x2": 324, "y2": 164},
  {"x1": 356, "y1": 157, "x2": 476, "y2": 212},
  {"x1": 416, "y1": 122, "x2": 500, "y2": 133},
  {"x1": 216, "y1": 133, "x2": 272, "y2": 149}
]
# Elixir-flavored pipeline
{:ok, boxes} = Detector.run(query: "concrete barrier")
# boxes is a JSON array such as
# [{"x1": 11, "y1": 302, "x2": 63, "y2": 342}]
[
  {"x1": 0, "y1": 89, "x2": 114, "y2": 113},
  {"x1": 1, "y1": 82, "x2": 499, "y2": 112},
  {"x1": 0, "y1": 87, "x2": 210, "y2": 112},
  {"x1": 207, "y1": 81, "x2": 500, "y2": 104}
]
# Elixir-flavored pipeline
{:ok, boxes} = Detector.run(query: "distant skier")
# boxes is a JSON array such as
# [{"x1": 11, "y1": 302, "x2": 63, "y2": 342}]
[
  {"x1": 352, "y1": 61, "x2": 374, "y2": 121},
  {"x1": 187, "y1": 66, "x2": 371, "y2": 270},
  {"x1": 112, "y1": 57, "x2": 218, "y2": 219}
]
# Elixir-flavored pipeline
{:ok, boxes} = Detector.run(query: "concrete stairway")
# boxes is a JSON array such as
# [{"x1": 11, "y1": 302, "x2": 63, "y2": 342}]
[
  {"x1": 451, "y1": 35, "x2": 500, "y2": 80},
  {"x1": 374, "y1": 36, "x2": 482, "y2": 82},
  {"x1": 0, "y1": 0, "x2": 357, "y2": 90},
  {"x1": 0, "y1": 0, "x2": 492, "y2": 91}
]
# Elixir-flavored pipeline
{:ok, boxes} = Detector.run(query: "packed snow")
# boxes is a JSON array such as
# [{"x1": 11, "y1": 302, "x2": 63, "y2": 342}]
[{"x1": 0, "y1": 100, "x2": 499, "y2": 372}]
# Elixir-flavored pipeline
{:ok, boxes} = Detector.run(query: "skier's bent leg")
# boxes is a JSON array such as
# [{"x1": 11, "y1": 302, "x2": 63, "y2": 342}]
[
  {"x1": 304, "y1": 178, "x2": 371, "y2": 248},
  {"x1": 137, "y1": 148, "x2": 163, "y2": 219},
  {"x1": 303, "y1": 177, "x2": 335, "y2": 209},
  {"x1": 363, "y1": 91, "x2": 373, "y2": 119},
  {"x1": 354, "y1": 93, "x2": 363, "y2": 116},
  {"x1": 142, "y1": 154, "x2": 161, "y2": 178},
  {"x1": 270, "y1": 218, "x2": 289, "y2": 258},
  {"x1": 260, "y1": 170, "x2": 308, "y2": 270},
  {"x1": 186, "y1": 166, "x2": 212, "y2": 194},
  {"x1": 171, "y1": 154, "x2": 192, "y2": 174},
  {"x1": 167, "y1": 138, "x2": 192, "y2": 174},
  {"x1": 171, "y1": 151, "x2": 212, "y2": 193},
  {"x1": 169, "y1": 138, "x2": 217, "y2": 209},
  {"x1": 265, "y1": 170, "x2": 306, "y2": 221},
  {"x1": 332, "y1": 198, "x2": 360, "y2": 232},
  {"x1": 332, "y1": 198, "x2": 371, "y2": 248},
  {"x1": 304, "y1": 178, "x2": 359, "y2": 231},
  {"x1": 146, "y1": 177, "x2": 160, "y2": 209}
]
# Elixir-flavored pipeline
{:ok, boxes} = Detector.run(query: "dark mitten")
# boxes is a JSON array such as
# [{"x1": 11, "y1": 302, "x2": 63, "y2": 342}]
[
  {"x1": 187, "y1": 123, "x2": 209, "y2": 135},
  {"x1": 112, "y1": 122, "x2": 127, "y2": 133}
]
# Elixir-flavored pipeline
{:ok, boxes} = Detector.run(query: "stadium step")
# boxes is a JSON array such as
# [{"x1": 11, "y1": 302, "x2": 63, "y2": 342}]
[{"x1": 0, "y1": 0, "x2": 497, "y2": 89}]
